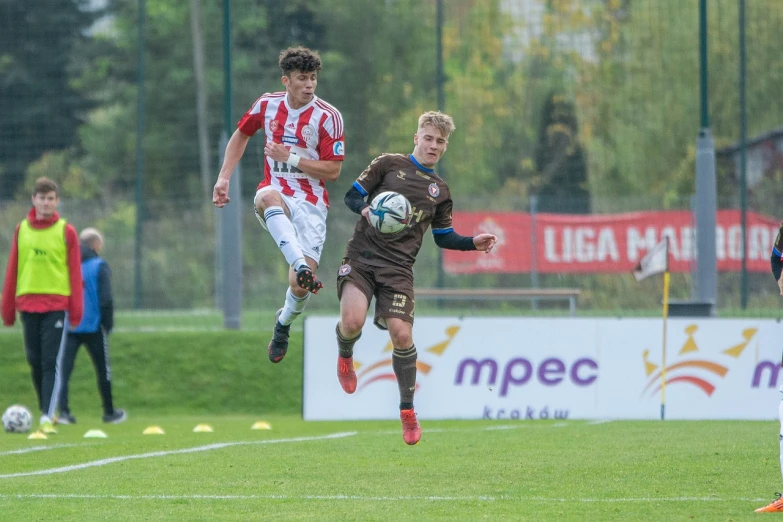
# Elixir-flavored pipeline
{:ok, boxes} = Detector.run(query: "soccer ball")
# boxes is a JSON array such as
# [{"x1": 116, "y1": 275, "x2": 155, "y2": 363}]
[
  {"x1": 368, "y1": 191, "x2": 411, "y2": 234},
  {"x1": 2, "y1": 404, "x2": 33, "y2": 434}
]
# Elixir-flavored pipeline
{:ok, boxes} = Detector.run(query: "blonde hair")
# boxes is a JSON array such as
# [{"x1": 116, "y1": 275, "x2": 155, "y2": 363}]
[{"x1": 418, "y1": 111, "x2": 456, "y2": 138}]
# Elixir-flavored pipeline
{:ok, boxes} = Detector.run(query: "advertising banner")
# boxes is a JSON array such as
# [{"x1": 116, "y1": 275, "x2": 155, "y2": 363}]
[
  {"x1": 444, "y1": 209, "x2": 780, "y2": 274},
  {"x1": 303, "y1": 316, "x2": 783, "y2": 421}
]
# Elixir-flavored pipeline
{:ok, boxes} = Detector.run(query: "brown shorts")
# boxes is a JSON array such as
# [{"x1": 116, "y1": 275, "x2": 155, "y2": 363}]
[{"x1": 336, "y1": 258, "x2": 415, "y2": 330}]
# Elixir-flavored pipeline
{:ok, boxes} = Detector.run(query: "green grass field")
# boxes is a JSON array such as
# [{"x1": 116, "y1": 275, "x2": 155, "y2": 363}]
[
  {"x1": 0, "y1": 416, "x2": 780, "y2": 521},
  {"x1": 2, "y1": 311, "x2": 783, "y2": 520}
]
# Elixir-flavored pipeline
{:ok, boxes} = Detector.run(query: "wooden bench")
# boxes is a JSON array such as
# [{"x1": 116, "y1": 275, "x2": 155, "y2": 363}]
[{"x1": 414, "y1": 287, "x2": 581, "y2": 317}]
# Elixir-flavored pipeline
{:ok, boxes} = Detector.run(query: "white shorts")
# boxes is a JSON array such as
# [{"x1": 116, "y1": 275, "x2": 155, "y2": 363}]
[{"x1": 254, "y1": 188, "x2": 327, "y2": 264}]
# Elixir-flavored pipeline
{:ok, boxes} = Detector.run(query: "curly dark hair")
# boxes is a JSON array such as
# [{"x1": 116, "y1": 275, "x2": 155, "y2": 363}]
[{"x1": 278, "y1": 46, "x2": 322, "y2": 76}]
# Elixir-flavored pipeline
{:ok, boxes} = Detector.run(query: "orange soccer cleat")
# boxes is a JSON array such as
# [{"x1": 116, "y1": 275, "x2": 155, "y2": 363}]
[
  {"x1": 400, "y1": 409, "x2": 421, "y2": 445},
  {"x1": 337, "y1": 356, "x2": 357, "y2": 394},
  {"x1": 756, "y1": 493, "x2": 783, "y2": 512}
]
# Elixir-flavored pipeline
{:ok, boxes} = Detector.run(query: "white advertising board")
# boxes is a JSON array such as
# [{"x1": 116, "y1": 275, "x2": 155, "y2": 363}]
[{"x1": 303, "y1": 316, "x2": 783, "y2": 421}]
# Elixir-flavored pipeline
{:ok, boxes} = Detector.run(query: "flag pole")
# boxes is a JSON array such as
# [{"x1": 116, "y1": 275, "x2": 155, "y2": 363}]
[
  {"x1": 660, "y1": 269, "x2": 670, "y2": 421},
  {"x1": 631, "y1": 235, "x2": 671, "y2": 420}
]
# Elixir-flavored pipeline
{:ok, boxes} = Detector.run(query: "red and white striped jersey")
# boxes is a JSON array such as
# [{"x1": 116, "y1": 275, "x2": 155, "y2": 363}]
[{"x1": 237, "y1": 92, "x2": 345, "y2": 211}]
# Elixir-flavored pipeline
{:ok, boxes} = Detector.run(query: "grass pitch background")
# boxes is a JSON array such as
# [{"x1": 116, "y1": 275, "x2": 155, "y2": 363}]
[
  {"x1": 1, "y1": 313, "x2": 782, "y2": 520},
  {"x1": 0, "y1": 417, "x2": 780, "y2": 520},
  {"x1": 0, "y1": 311, "x2": 300, "y2": 416}
]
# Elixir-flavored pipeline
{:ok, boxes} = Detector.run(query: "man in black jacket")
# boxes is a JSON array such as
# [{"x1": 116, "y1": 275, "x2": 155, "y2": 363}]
[{"x1": 57, "y1": 228, "x2": 126, "y2": 425}]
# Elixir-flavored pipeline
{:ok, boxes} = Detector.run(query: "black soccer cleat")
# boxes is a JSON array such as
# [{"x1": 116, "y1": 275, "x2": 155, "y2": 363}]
[
  {"x1": 102, "y1": 409, "x2": 127, "y2": 424},
  {"x1": 295, "y1": 265, "x2": 323, "y2": 294},
  {"x1": 268, "y1": 309, "x2": 291, "y2": 363},
  {"x1": 56, "y1": 411, "x2": 77, "y2": 425}
]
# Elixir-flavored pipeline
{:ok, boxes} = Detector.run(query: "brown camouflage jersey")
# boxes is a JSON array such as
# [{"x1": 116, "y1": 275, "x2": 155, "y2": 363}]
[{"x1": 344, "y1": 153, "x2": 453, "y2": 268}]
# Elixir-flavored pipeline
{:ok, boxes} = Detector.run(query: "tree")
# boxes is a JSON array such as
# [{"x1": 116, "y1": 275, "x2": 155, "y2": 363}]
[
  {"x1": 74, "y1": 0, "x2": 325, "y2": 200},
  {"x1": 435, "y1": 0, "x2": 528, "y2": 197},
  {"x1": 312, "y1": 0, "x2": 436, "y2": 197},
  {"x1": 533, "y1": 92, "x2": 589, "y2": 213},
  {"x1": 0, "y1": 0, "x2": 99, "y2": 199},
  {"x1": 571, "y1": 0, "x2": 783, "y2": 207}
]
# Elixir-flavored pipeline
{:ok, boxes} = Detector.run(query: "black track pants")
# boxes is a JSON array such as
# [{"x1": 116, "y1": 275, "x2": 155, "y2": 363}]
[
  {"x1": 59, "y1": 329, "x2": 115, "y2": 416},
  {"x1": 21, "y1": 311, "x2": 68, "y2": 419}
]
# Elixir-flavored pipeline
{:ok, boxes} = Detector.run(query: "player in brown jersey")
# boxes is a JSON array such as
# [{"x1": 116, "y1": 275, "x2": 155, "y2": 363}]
[{"x1": 334, "y1": 111, "x2": 497, "y2": 445}]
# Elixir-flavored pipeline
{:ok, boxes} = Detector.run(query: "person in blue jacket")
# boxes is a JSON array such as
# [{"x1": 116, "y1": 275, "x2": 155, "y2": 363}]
[{"x1": 57, "y1": 228, "x2": 126, "y2": 425}]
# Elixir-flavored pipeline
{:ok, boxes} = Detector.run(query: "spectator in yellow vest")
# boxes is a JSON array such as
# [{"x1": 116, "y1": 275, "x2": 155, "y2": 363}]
[{"x1": 1, "y1": 177, "x2": 83, "y2": 434}]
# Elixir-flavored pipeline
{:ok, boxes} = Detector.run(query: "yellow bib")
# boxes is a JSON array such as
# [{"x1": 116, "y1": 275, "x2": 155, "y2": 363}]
[{"x1": 16, "y1": 218, "x2": 71, "y2": 297}]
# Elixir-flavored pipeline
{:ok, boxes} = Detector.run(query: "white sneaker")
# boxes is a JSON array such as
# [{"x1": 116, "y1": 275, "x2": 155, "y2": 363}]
[{"x1": 40, "y1": 415, "x2": 56, "y2": 434}]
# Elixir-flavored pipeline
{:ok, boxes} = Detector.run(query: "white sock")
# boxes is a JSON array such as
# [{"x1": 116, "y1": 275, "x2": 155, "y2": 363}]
[
  {"x1": 263, "y1": 206, "x2": 306, "y2": 269},
  {"x1": 778, "y1": 400, "x2": 783, "y2": 484},
  {"x1": 279, "y1": 288, "x2": 310, "y2": 325}
]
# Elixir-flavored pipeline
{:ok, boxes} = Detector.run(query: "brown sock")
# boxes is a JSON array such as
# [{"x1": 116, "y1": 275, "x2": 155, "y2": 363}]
[
  {"x1": 336, "y1": 323, "x2": 361, "y2": 359},
  {"x1": 392, "y1": 345, "x2": 417, "y2": 407}
]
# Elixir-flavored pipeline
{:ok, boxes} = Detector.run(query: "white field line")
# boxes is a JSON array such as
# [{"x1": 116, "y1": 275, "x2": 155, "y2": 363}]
[
  {"x1": 0, "y1": 432, "x2": 356, "y2": 479},
  {"x1": 0, "y1": 425, "x2": 530, "y2": 460},
  {"x1": 0, "y1": 421, "x2": 606, "y2": 477},
  {"x1": 0, "y1": 493, "x2": 771, "y2": 503},
  {"x1": 0, "y1": 444, "x2": 88, "y2": 456}
]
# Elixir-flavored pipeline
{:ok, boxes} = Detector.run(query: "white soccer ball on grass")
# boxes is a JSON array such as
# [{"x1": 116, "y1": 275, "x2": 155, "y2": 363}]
[{"x1": 2, "y1": 404, "x2": 33, "y2": 434}]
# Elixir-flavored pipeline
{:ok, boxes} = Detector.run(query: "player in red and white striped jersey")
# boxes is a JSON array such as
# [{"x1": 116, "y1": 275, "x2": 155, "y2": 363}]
[{"x1": 212, "y1": 47, "x2": 344, "y2": 363}]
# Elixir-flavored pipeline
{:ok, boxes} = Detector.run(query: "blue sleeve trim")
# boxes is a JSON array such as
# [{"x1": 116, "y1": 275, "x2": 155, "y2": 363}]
[
  {"x1": 432, "y1": 227, "x2": 454, "y2": 235},
  {"x1": 353, "y1": 181, "x2": 368, "y2": 197},
  {"x1": 773, "y1": 247, "x2": 782, "y2": 257}
]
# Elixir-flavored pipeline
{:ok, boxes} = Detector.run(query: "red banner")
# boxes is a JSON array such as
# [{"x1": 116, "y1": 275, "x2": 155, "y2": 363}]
[{"x1": 444, "y1": 210, "x2": 780, "y2": 274}]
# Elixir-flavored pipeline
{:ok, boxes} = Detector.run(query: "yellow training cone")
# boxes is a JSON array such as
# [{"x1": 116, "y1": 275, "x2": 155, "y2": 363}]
[
  {"x1": 192, "y1": 424, "x2": 214, "y2": 433},
  {"x1": 143, "y1": 426, "x2": 165, "y2": 435},
  {"x1": 251, "y1": 421, "x2": 272, "y2": 430},
  {"x1": 27, "y1": 431, "x2": 47, "y2": 440},
  {"x1": 83, "y1": 429, "x2": 108, "y2": 438}
]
